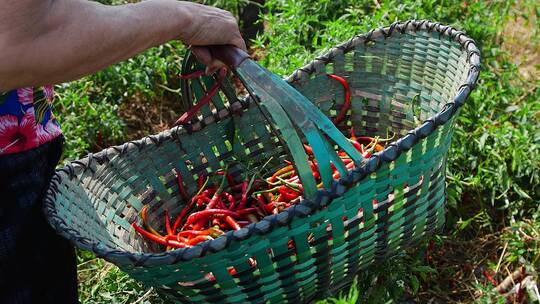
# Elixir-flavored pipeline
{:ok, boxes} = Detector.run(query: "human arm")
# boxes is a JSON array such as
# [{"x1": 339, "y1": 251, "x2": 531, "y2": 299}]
[{"x1": 0, "y1": 0, "x2": 246, "y2": 91}]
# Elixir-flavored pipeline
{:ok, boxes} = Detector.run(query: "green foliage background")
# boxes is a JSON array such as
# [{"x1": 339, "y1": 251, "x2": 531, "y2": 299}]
[{"x1": 58, "y1": 0, "x2": 539, "y2": 303}]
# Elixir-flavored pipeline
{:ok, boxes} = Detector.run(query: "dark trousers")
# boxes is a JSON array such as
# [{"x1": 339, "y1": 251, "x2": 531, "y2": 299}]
[{"x1": 0, "y1": 136, "x2": 78, "y2": 303}]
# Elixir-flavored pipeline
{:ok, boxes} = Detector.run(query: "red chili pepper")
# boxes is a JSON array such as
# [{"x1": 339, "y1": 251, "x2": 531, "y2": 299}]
[
  {"x1": 192, "y1": 213, "x2": 213, "y2": 230},
  {"x1": 237, "y1": 208, "x2": 259, "y2": 216},
  {"x1": 350, "y1": 140, "x2": 364, "y2": 153},
  {"x1": 187, "y1": 235, "x2": 212, "y2": 246},
  {"x1": 332, "y1": 161, "x2": 355, "y2": 179},
  {"x1": 235, "y1": 181, "x2": 249, "y2": 210},
  {"x1": 173, "y1": 168, "x2": 189, "y2": 201},
  {"x1": 178, "y1": 228, "x2": 223, "y2": 239},
  {"x1": 230, "y1": 183, "x2": 245, "y2": 192},
  {"x1": 164, "y1": 208, "x2": 173, "y2": 236},
  {"x1": 178, "y1": 70, "x2": 206, "y2": 79},
  {"x1": 339, "y1": 158, "x2": 354, "y2": 166},
  {"x1": 163, "y1": 235, "x2": 189, "y2": 249},
  {"x1": 262, "y1": 201, "x2": 276, "y2": 213},
  {"x1": 221, "y1": 192, "x2": 236, "y2": 210},
  {"x1": 278, "y1": 187, "x2": 300, "y2": 201},
  {"x1": 254, "y1": 195, "x2": 269, "y2": 215},
  {"x1": 278, "y1": 178, "x2": 303, "y2": 192},
  {"x1": 327, "y1": 74, "x2": 351, "y2": 125},
  {"x1": 303, "y1": 144, "x2": 314, "y2": 155},
  {"x1": 285, "y1": 175, "x2": 300, "y2": 184},
  {"x1": 483, "y1": 270, "x2": 498, "y2": 286},
  {"x1": 140, "y1": 205, "x2": 163, "y2": 237},
  {"x1": 224, "y1": 216, "x2": 241, "y2": 230},
  {"x1": 350, "y1": 126, "x2": 357, "y2": 141},
  {"x1": 197, "y1": 174, "x2": 207, "y2": 189},
  {"x1": 133, "y1": 223, "x2": 186, "y2": 248},
  {"x1": 133, "y1": 222, "x2": 167, "y2": 245},
  {"x1": 216, "y1": 171, "x2": 236, "y2": 188},
  {"x1": 175, "y1": 68, "x2": 227, "y2": 125},
  {"x1": 192, "y1": 194, "x2": 211, "y2": 204},
  {"x1": 206, "y1": 172, "x2": 227, "y2": 209},
  {"x1": 172, "y1": 200, "x2": 196, "y2": 233},
  {"x1": 308, "y1": 161, "x2": 320, "y2": 179},
  {"x1": 269, "y1": 165, "x2": 294, "y2": 183},
  {"x1": 166, "y1": 240, "x2": 189, "y2": 248},
  {"x1": 183, "y1": 209, "x2": 239, "y2": 228},
  {"x1": 216, "y1": 197, "x2": 227, "y2": 210}
]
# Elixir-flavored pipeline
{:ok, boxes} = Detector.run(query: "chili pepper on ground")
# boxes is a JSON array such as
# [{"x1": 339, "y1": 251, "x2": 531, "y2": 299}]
[{"x1": 483, "y1": 270, "x2": 498, "y2": 286}]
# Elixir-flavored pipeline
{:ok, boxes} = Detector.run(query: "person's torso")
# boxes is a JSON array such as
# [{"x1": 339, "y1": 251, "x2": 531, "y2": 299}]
[{"x1": 0, "y1": 86, "x2": 62, "y2": 156}]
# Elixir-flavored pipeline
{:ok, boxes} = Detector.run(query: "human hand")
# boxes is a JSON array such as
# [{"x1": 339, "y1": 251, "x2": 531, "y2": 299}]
[{"x1": 178, "y1": 2, "x2": 247, "y2": 73}]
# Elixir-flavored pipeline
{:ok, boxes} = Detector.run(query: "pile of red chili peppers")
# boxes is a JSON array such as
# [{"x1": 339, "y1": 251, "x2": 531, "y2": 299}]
[{"x1": 133, "y1": 72, "x2": 391, "y2": 251}]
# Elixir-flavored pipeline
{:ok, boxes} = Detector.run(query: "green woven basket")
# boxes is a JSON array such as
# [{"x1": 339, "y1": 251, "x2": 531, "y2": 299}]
[{"x1": 44, "y1": 20, "x2": 480, "y2": 303}]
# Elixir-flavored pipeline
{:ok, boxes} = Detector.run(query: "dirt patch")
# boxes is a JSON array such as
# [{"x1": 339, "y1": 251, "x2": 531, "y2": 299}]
[
  {"x1": 416, "y1": 233, "x2": 502, "y2": 303},
  {"x1": 119, "y1": 92, "x2": 182, "y2": 141},
  {"x1": 501, "y1": 2, "x2": 539, "y2": 81}
]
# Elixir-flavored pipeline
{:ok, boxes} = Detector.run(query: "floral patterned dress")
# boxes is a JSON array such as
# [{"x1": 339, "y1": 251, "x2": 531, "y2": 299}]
[
  {"x1": 0, "y1": 86, "x2": 62, "y2": 155},
  {"x1": 0, "y1": 87, "x2": 77, "y2": 303}
]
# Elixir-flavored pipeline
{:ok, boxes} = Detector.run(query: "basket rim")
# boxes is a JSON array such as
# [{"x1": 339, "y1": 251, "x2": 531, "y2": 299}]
[{"x1": 44, "y1": 19, "x2": 480, "y2": 267}]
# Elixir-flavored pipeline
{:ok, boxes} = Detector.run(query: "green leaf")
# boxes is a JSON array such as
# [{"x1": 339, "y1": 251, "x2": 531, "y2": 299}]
[
  {"x1": 411, "y1": 265, "x2": 437, "y2": 274},
  {"x1": 410, "y1": 275, "x2": 420, "y2": 295}
]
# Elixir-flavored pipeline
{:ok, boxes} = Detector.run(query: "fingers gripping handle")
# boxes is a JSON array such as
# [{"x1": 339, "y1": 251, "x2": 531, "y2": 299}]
[{"x1": 207, "y1": 45, "x2": 251, "y2": 69}]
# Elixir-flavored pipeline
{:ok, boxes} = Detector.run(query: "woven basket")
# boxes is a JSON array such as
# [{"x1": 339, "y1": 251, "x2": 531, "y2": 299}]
[{"x1": 44, "y1": 20, "x2": 480, "y2": 303}]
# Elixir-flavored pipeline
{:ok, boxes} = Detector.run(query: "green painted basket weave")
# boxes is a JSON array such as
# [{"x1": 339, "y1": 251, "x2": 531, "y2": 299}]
[{"x1": 44, "y1": 20, "x2": 480, "y2": 303}]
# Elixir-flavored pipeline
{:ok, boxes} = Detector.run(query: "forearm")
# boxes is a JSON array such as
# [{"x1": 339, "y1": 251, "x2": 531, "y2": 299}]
[{"x1": 0, "y1": 0, "x2": 190, "y2": 91}]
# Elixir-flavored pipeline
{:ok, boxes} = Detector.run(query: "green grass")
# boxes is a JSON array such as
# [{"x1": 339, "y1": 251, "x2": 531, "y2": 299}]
[{"x1": 61, "y1": 0, "x2": 539, "y2": 303}]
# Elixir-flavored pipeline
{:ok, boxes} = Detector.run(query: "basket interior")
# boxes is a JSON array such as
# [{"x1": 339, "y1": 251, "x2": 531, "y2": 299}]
[{"x1": 51, "y1": 28, "x2": 469, "y2": 254}]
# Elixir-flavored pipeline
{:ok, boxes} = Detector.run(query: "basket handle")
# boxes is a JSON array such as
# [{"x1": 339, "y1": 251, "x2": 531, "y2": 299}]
[
  {"x1": 207, "y1": 45, "x2": 250, "y2": 69},
  {"x1": 233, "y1": 60, "x2": 364, "y2": 198}
]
